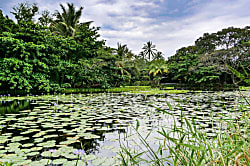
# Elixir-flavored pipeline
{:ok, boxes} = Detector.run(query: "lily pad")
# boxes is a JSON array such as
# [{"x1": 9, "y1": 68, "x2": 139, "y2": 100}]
[
  {"x1": 22, "y1": 143, "x2": 34, "y2": 148},
  {"x1": 92, "y1": 157, "x2": 108, "y2": 166},
  {"x1": 64, "y1": 160, "x2": 86, "y2": 166},
  {"x1": 52, "y1": 158, "x2": 68, "y2": 164},
  {"x1": 31, "y1": 146, "x2": 43, "y2": 151},
  {"x1": 37, "y1": 140, "x2": 56, "y2": 148},
  {"x1": 26, "y1": 151, "x2": 40, "y2": 156},
  {"x1": 11, "y1": 136, "x2": 29, "y2": 142},
  {"x1": 85, "y1": 154, "x2": 97, "y2": 161}
]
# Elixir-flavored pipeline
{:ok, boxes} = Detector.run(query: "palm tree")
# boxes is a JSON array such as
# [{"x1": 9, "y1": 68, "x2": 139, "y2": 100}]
[
  {"x1": 53, "y1": 3, "x2": 91, "y2": 37},
  {"x1": 142, "y1": 41, "x2": 157, "y2": 61},
  {"x1": 116, "y1": 43, "x2": 135, "y2": 61},
  {"x1": 153, "y1": 51, "x2": 164, "y2": 60},
  {"x1": 117, "y1": 43, "x2": 129, "y2": 59},
  {"x1": 149, "y1": 59, "x2": 168, "y2": 85}
]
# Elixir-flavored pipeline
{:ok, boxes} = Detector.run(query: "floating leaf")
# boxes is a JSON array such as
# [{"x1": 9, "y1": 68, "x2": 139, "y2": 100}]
[
  {"x1": 22, "y1": 143, "x2": 34, "y2": 148},
  {"x1": 52, "y1": 159, "x2": 68, "y2": 164},
  {"x1": 26, "y1": 151, "x2": 39, "y2": 156}
]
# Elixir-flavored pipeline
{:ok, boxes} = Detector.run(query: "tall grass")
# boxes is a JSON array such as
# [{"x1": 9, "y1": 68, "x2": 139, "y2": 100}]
[{"x1": 119, "y1": 93, "x2": 249, "y2": 166}]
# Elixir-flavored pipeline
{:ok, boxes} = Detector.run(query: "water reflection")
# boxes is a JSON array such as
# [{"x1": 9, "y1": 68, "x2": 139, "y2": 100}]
[
  {"x1": 0, "y1": 92, "x2": 248, "y2": 165},
  {"x1": 0, "y1": 99, "x2": 33, "y2": 115}
]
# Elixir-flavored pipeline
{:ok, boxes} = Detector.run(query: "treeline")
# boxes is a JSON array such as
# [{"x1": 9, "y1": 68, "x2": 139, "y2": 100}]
[
  {"x1": 0, "y1": 2, "x2": 249, "y2": 93},
  {"x1": 166, "y1": 27, "x2": 249, "y2": 88},
  {"x1": 0, "y1": 2, "x2": 167, "y2": 93}
]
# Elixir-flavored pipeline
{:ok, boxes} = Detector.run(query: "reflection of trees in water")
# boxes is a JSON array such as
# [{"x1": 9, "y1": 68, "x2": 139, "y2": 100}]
[
  {"x1": 72, "y1": 128, "x2": 127, "y2": 154},
  {"x1": 0, "y1": 100, "x2": 32, "y2": 115},
  {"x1": 0, "y1": 94, "x2": 159, "y2": 158},
  {"x1": 69, "y1": 131, "x2": 104, "y2": 154},
  {"x1": 173, "y1": 94, "x2": 240, "y2": 134},
  {"x1": 77, "y1": 138, "x2": 101, "y2": 154}
]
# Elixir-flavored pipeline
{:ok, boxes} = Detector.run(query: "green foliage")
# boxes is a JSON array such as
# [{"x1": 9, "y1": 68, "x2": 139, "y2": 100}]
[
  {"x1": 1, "y1": 1, "x2": 249, "y2": 93},
  {"x1": 149, "y1": 59, "x2": 168, "y2": 85},
  {"x1": 0, "y1": 58, "x2": 33, "y2": 91},
  {"x1": 53, "y1": 3, "x2": 90, "y2": 37},
  {"x1": 0, "y1": 1, "x2": 131, "y2": 93},
  {"x1": 10, "y1": 2, "x2": 38, "y2": 23},
  {"x1": 0, "y1": 28, "x2": 57, "y2": 92},
  {"x1": 116, "y1": 43, "x2": 130, "y2": 59},
  {"x1": 166, "y1": 26, "x2": 249, "y2": 89},
  {"x1": 0, "y1": 162, "x2": 14, "y2": 166},
  {"x1": 0, "y1": 11, "x2": 17, "y2": 33},
  {"x1": 38, "y1": 10, "x2": 53, "y2": 27},
  {"x1": 227, "y1": 64, "x2": 250, "y2": 84},
  {"x1": 168, "y1": 53, "x2": 198, "y2": 83},
  {"x1": 153, "y1": 51, "x2": 164, "y2": 60}
]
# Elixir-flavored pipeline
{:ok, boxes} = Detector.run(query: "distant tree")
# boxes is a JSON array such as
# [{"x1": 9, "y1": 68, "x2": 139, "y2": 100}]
[
  {"x1": 116, "y1": 43, "x2": 129, "y2": 59},
  {"x1": 167, "y1": 46, "x2": 198, "y2": 63},
  {"x1": 216, "y1": 27, "x2": 243, "y2": 50},
  {"x1": 11, "y1": 2, "x2": 38, "y2": 23},
  {"x1": 149, "y1": 59, "x2": 168, "y2": 85},
  {"x1": 0, "y1": 10, "x2": 17, "y2": 33},
  {"x1": 74, "y1": 22, "x2": 105, "y2": 58},
  {"x1": 38, "y1": 10, "x2": 53, "y2": 27},
  {"x1": 142, "y1": 41, "x2": 157, "y2": 61},
  {"x1": 138, "y1": 51, "x2": 146, "y2": 60},
  {"x1": 153, "y1": 51, "x2": 164, "y2": 60},
  {"x1": 168, "y1": 53, "x2": 199, "y2": 84},
  {"x1": 195, "y1": 33, "x2": 217, "y2": 54}
]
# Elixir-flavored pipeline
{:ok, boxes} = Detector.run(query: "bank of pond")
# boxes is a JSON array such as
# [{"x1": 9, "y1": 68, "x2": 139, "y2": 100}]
[
  {"x1": 0, "y1": 84, "x2": 246, "y2": 96},
  {"x1": 0, "y1": 90, "x2": 249, "y2": 166}
]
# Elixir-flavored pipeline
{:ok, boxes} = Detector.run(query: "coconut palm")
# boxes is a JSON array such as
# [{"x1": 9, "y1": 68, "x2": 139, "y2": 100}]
[
  {"x1": 116, "y1": 43, "x2": 136, "y2": 61},
  {"x1": 142, "y1": 41, "x2": 157, "y2": 61},
  {"x1": 53, "y1": 3, "x2": 91, "y2": 37},
  {"x1": 117, "y1": 43, "x2": 129, "y2": 59},
  {"x1": 153, "y1": 51, "x2": 164, "y2": 60},
  {"x1": 149, "y1": 59, "x2": 168, "y2": 85}
]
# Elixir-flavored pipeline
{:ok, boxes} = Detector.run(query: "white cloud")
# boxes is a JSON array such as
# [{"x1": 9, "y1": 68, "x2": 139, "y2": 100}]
[
  {"x1": 82, "y1": 0, "x2": 250, "y2": 58},
  {"x1": 168, "y1": 8, "x2": 179, "y2": 14},
  {"x1": 3, "y1": 0, "x2": 250, "y2": 58}
]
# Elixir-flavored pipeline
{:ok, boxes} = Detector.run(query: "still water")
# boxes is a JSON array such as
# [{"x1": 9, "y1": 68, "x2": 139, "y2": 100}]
[{"x1": 0, "y1": 91, "x2": 248, "y2": 165}]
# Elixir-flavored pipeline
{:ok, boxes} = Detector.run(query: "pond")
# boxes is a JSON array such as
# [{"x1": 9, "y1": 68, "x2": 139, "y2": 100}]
[{"x1": 0, "y1": 91, "x2": 249, "y2": 166}]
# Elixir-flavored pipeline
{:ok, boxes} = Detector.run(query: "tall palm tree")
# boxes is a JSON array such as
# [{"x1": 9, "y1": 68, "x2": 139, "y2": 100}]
[
  {"x1": 116, "y1": 43, "x2": 135, "y2": 60},
  {"x1": 142, "y1": 41, "x2": 157, "y2": 61},
  {"x1": 53, "y1": 3, "x2": 91, "y2": 37},
  {"x1": 117, "y1": 43, "x2": 129, "y2": 59},
  {"x1": 153, "y1": 51, "x2": 164, "y2": 60}
]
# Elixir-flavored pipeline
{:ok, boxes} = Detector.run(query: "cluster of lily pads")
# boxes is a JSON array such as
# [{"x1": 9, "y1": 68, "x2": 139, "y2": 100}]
[
  {"x1": 0, "y1": 91, "x2": 248, "y2": 165},
  {"x1": 118, "y1": 91, "x2": 249, "y2": 165},
  {"x1": 153, "y1": 91, "x2": 248, "y2": 136}
]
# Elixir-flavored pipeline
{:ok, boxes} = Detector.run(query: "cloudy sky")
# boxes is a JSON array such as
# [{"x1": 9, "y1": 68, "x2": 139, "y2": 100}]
[{"x1": 1, "y1": 0, "x2": 250, "y2": 58}]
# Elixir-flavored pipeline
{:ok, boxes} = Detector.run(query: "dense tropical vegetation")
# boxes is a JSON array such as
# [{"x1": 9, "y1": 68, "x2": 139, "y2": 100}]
[
  {"x1": 0, "y1": 2, "x2": 249, "y2": 166},
  {"x1": 167, "y1": 27, "x2": 250, "y2": 88},
  {"x1": 0, "y1": 2, "x2": 249, "y2": 94}
]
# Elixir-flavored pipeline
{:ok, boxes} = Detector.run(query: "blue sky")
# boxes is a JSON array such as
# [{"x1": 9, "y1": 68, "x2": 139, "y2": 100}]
[{"x1": 1, "y1": 0, "x2": 250, "y2": 58}]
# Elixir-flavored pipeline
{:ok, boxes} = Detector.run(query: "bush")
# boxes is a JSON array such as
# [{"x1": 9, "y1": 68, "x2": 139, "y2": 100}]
[{"x1": 134, "y1": 81, "x2": 150, "y2": 86}]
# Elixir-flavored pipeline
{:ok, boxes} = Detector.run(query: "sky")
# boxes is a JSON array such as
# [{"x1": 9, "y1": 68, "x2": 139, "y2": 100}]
[{"x1": 0, "y1": 0, "x2": 250, "y2": 58}]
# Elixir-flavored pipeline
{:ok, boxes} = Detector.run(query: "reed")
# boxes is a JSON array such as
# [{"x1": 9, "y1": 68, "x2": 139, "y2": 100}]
[{"x1": 119, "y1": 93, "x2": 249, "y2": 166}]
